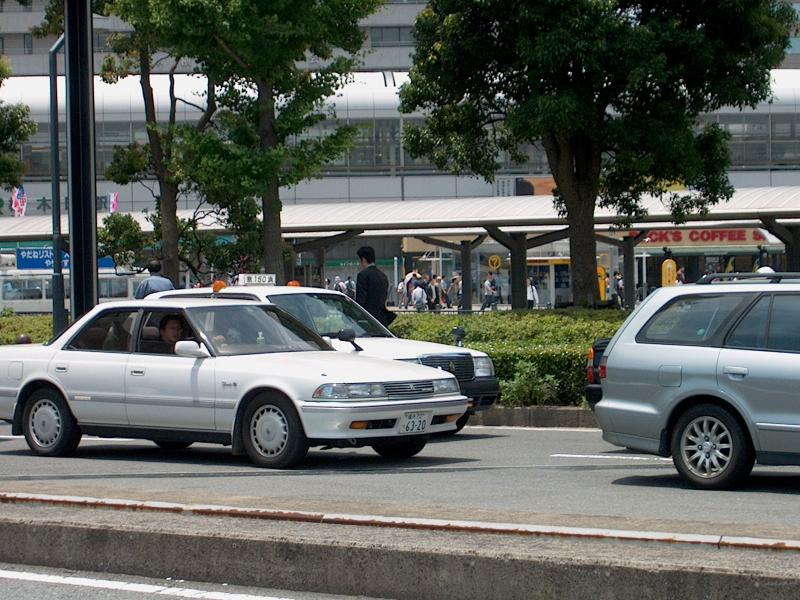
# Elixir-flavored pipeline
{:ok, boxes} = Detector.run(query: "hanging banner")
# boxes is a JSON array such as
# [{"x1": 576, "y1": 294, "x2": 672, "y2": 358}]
[
  {"x1": 597, "y1": 266, "x2": 607, "y2": 301},
  {"x1": 661, "y1": 259, "x2": 677, "y2": 287}
]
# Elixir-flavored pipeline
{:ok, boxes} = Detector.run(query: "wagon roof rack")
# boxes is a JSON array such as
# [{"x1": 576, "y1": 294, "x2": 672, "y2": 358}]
[{"x1": 696, "y1": 272, "x2": 800, "y2": 285}]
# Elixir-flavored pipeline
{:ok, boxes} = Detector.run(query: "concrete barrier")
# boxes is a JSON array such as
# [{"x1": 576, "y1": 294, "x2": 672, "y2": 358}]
[
  {"x1": 471, "y1": 406, "x2": 598, "y2": 428},
  {"x1": 1, "y1": 501, "x2": 799, "y2": 600}
]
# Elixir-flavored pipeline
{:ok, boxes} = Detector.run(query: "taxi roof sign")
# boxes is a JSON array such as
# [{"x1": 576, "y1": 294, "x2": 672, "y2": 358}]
[{"x1": 238, "y1": 273, "x2": 276, "y2": 286}]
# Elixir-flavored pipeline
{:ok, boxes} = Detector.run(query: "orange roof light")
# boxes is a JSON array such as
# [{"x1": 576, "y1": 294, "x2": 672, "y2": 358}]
[{"x1": 212, "y1": 280, "x2": 228, "y2": 293}]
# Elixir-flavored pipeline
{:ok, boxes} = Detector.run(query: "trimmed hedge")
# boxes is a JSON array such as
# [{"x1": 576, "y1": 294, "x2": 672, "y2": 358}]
[
  {"x1": 1, "y1": 309, "x2": 627, "y2": 406},
  {"x1": 389, "y1": 310, "x2": 627, "y2": 406},
  {"x1": 0, "y1": 315, "x2": 54, "y2": 345}
]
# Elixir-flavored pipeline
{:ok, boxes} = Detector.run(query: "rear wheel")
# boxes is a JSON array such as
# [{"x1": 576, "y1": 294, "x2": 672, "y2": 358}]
[
  {"x1": 22, "y1": 389, "x2": 82, "y2": 457},
  {"x1": 372, "y1": 435, "x2": 428, "y2": 459},
  {"x1": 670, "y1": 404, "x2": 754, "y2": 490},
  {"x1": 153, "y1": 440, "x2": 193, "y2": 451},
  {"x1": 241, "y1": 395, "x2": 308, "y2": 469}
]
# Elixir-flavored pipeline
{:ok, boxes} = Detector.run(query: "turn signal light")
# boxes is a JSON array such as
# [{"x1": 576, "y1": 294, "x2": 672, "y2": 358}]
[
  {"x1": 586, "y1": 347, "x2": 595, "y2": 384},
  {"x1": 349, "y1": 421, "x2": 369, "y2": 430},
  {"x1": 445, "y1": 414, "x2": 460, "y2": 422}
]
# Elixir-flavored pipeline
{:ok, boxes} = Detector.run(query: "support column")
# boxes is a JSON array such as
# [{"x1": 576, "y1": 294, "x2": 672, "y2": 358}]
[
  {"x1": 459, "y1": 241, "x2": 472, "y2": 312},
  {"x1": 64, "y1": 0, "x2": 97, "y2": 319},
  {"x1": 761, "y1": 217, "x2": 800, "y2": 271},
  {"x1": 315, "y1": 247, "x2": 325, "y2": 287},
  {"x1": 623, "y1": 237, "x2": 636, "y2": 309},
  {"x1": 509, "y1": 233, "x2": 528, "y2": 310}
]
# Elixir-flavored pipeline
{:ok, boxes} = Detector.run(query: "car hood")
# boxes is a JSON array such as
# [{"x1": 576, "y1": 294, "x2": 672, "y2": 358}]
[
  {"x1": 218, "y1": 350, "x2": 456, "y2": 383},
  {"x1": 328, "y1": 336, "x2": 485, "y2": 360}
]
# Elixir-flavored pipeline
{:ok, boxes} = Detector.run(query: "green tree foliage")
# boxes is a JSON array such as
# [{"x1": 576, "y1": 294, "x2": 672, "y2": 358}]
[
  {"x1": 34, "y1": 0, "x2": 217, "y2": 285},
  {"x1": 0, "y1": 57, "x2": 36, "y2": 195},
  {"x1": 151, "y1": 0, "x2": 382, "y2": 283},
  {"x1": 400, "y1": 0, "x2": 796, "y2": 306},
  {"x1": 97, "y1": 212, "x2": 151, "y2": 271}
]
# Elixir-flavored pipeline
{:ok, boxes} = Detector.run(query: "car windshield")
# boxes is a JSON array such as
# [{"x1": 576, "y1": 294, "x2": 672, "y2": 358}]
[
  {"x1": 267, "y1": 292, "x2": 392, "y2": 338},
  {"x1": 186, "y1": 304, "x2": 331, "y2": 356}
]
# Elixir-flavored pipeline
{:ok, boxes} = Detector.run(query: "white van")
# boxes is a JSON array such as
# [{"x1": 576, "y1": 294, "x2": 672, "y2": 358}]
[{"x1": 153, "y1": 285, "x2": 499, "y2": 431}]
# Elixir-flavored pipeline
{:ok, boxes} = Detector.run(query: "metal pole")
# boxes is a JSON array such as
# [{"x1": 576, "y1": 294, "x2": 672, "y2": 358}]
[
  {"x1": 49, "y1": 34, "x2": 68, "y2": 336},
  {"x1": 64, "y1": 0, "x2": 98, "y2": 319}
]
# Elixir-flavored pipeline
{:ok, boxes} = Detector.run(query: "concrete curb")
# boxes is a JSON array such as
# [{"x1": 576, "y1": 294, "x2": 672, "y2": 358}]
[
  {"x1": 471, "y1": 406, "x2": 598, "y2": 428},
  {"x1": 2, "y1": 495, "x2": 800, "y2": 599}
]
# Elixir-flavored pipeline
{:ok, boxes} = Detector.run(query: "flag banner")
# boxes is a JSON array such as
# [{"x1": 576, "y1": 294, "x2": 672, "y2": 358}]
[
  {"x1": 11, "y1": 186, "x2": 27, "y2": 217},
  {"x1": 109, "y1": 191, "x2": 119, "y2": 213}
]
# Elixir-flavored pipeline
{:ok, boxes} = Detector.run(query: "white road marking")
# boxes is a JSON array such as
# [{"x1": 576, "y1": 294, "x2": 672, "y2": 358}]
[
  {"x1": 469, "y1": 426, "x2": 600, "y2": 432},
  {"x1": 551, "y1": 453, "x2": 672, "y2": 462},
  {"x1": 0, "y1": 568, "x2": 294, "y2": 599}
]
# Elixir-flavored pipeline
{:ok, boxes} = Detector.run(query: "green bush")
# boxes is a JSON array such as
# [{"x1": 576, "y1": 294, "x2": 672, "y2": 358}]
[
  {"x1": 500, "y1": 362, "x2": 559, "y2": 406},
  {"x1": 1, "y1": 309, "x2": 624, "y2": 406},
  {"x1": 0, "y1": 315, "x2": 54, "y2": 344},
  {"x1": 389, "y1": 309, "x2": 627, "y2": 406}
]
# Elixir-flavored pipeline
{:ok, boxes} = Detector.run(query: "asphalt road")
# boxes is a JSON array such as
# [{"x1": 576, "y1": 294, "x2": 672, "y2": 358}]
[{"x1": 2, "y1": 422, "x2": 799, "y2": 539}]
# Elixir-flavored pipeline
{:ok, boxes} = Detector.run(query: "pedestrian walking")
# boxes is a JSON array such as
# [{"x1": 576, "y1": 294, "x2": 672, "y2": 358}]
[
  {"x1": 479, "y1": 272, "x2": 497, "y2": 311},
  {"x1": 355, "y1": 246, "x2": 394, "y2": 326},
  {"x1": 134, "y1": 259, "x2": 175, "y2": 299},
  {"x1": 527, "y1": 276, "x2": 539, "y2": 309}
]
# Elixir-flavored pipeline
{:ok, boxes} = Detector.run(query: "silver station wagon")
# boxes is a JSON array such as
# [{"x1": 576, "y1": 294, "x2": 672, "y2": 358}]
[{"x1": 594, "y1": 273, "x2": 800, "y2": 489}]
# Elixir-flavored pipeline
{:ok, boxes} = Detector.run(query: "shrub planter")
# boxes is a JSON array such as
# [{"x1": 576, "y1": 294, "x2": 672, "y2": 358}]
[{"x1": 470, "y1": 406, "x2": 597, "y2": 428}]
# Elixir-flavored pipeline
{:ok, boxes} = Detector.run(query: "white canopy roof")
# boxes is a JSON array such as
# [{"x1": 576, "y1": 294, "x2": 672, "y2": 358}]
[{"x1": 1, "y1": 186, "x2": 799, "y2": 241}]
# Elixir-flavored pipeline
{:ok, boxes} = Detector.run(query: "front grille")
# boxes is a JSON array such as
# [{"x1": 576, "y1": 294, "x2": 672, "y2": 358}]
[
  {"x1": 418, "y1": 354, "x2": 475, "y2": 382},
  {"x1": 384, "y1": 380, "x2": 435, "y2": 398}
]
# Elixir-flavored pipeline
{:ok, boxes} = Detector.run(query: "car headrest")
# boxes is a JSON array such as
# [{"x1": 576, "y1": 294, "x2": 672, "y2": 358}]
[{"x1": 142, "y1": 326, "x2": 160, "y2": 341}]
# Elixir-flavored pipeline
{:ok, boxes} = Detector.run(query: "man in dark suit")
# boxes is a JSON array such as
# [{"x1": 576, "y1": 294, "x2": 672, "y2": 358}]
[{"x1": 355, "y1": 246, "x2": 394, "y2": 327}]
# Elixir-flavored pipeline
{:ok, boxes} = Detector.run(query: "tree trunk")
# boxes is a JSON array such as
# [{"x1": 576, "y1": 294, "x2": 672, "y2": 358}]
[
  {"x1": 542, "y1": 132, "x2": 601, "y2": 307},
  {"x1": 139, "y1": 52, "x2": 180, "y2": 285},
  {"x1": 258, "y1": 80, "x2": 286, "y2": 284}
]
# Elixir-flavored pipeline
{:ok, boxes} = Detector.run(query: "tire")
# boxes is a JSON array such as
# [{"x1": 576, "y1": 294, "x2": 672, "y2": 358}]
[
  {"x1": 372, "y1": 435, "x2": 428, "y2": 459},
  {"x1": 670, "y1": 404, "x2": 754, "y2": 490},
  {"x1": 454, "y1": 411, "x2": 470, "y2": 431},
  {"x1": 440, "y1": 412, "x2": 470, "y2": 436},
  {"x1": 153, "y1": 440, "x2": 193, "y2": 451},
  {"x1": 241, "y1": 394, "x2": 308, "y2": 469},
  {"x1": 22, "y1": 388, "x2": 82, "y2": 457}
]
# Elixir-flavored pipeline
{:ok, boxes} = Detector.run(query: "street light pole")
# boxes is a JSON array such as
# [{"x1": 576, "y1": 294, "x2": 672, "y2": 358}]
[
  {"x1": 64, "y1": 0, "x2": 98, "y2": 319},
  {"x1": 49, "y1": 34, "x2": 68, "y2": 335}
]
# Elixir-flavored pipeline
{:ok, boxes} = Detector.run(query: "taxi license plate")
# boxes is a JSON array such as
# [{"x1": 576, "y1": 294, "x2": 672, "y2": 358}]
[{"x1": 397, "y1": 411, "x2": 431, "y2": 434}]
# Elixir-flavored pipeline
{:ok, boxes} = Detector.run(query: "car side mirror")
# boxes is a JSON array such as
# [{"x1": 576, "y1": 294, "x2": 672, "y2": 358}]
[
  {"x1": 336, "y1": 328, "x2": 363, "y2": 352},
  {"x1": 174, "y1": 340, "x2": 210, "y2": 358}
]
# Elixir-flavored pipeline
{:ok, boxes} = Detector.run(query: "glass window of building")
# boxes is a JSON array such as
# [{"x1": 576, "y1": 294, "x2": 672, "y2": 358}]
[
  {"x1": 369, "y1": 26, "x2": 415, "y2": 47},
  {"x1": 0, "y1": 36, "x2": 4, "y2": 55},
  {"x1": 23, "y1": 34, "x2": 32, "y2": 55}
]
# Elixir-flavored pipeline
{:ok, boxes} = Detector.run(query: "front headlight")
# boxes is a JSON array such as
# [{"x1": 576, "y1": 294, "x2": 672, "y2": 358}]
[
  {"x1": 473, "y1": 356, "x2": 494, "y2": 377},
  {"x1": 433, "y1": 377, "x2": 460, "y2": 395},
  {"x1": 312, "y1": 383, "x2": 386, "y2": 400}
]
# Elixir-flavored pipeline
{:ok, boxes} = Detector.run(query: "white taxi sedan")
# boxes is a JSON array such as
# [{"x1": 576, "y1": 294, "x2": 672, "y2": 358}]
[{"x1": 0, "y1": 299, "x2": 467, "y2": 468}]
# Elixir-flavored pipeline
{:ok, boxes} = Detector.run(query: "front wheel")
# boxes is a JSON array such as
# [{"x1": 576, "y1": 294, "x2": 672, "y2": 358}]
[
  {"x1": 22, "y1": 389, "x2": 82, "y2": 457},
  {"x1": 372, "y1": 435, "x2": 428, "y2": 459},
  {"x1": 241, "y1": 395, "x2": 308, "y2": 469},
  {"x1": 670, "y1": 404, "x2": 754, "y2": 490}
]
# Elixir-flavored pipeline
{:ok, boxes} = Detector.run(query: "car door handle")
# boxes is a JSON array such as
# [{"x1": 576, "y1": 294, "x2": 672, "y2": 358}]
[
  {"x1": 723, "y1": 366, "x2": 748, "y2": 378},
  {"x1": 55, "y1": 365, "x2": 67, "y2": 373},
  {"x1": 130, "y1": 368, "x2": 146, "y2": 376}
]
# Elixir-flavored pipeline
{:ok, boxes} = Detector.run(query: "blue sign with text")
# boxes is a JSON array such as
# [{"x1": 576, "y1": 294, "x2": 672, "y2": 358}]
[{"x1": 16, "y1": 248, "x2": 115, "y2": 270}]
